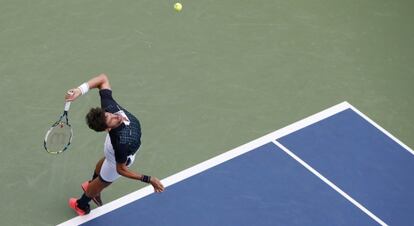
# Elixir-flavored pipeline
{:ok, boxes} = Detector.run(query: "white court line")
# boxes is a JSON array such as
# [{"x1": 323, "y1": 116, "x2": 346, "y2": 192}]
[
  {"x1": 273, "y1": 141, "x2": 388, "y2": 226},
  {"x1": 348, "y1": 103, "x2": 414, "y2": 155},
  {"x1": 57, "y1": 101, "x2": 410, "y2": 226}
]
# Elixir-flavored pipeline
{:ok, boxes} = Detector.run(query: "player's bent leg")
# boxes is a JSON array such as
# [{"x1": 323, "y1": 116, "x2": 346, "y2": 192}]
[
  {"x1": 83, "y1": 157, "x2": 106, "y2": 206},
  {"x1": 81, "y1": 180, "x2": 104, "y2": 206},
  {"x1": 85, "y1": 176, "x2": 111, "y2": 199}
]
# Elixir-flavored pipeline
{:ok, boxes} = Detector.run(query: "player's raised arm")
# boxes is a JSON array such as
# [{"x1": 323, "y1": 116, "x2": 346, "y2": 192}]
[
  {"x1": 86, "y1": 73, "x2": 111, "y2": 90},
  {"x1": 65, "y1": 73, "x2": 111, "y2": 102}
]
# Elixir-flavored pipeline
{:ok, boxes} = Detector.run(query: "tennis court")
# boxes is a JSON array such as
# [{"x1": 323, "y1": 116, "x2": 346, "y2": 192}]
[
  {"x1": 58, "y1": 102, "x2": 414, "y2": 225},
  {"x1": 0, "y1": 1, "x2": 413, "y2": 225}
]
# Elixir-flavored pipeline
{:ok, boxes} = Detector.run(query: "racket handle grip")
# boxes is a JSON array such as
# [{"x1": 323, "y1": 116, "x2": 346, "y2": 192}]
[{"x1": 64, "y1": 101, "x2": 71, "y2": 112}]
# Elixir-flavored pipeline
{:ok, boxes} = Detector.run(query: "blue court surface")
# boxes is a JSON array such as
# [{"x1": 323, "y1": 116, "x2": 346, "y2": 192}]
[{"x1": 59, "y1": 102, "x2": 414, "y2": 226}]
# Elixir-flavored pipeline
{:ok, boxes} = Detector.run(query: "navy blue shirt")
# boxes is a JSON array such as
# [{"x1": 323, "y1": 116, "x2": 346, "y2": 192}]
[{"x1": 100, "y1": 89, "x2": 141, "y2": 164}]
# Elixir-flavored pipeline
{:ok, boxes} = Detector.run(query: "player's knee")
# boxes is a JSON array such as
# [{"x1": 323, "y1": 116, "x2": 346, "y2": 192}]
[{"x1": 85, "y1": 187, "x2": 96, "y2": 198}]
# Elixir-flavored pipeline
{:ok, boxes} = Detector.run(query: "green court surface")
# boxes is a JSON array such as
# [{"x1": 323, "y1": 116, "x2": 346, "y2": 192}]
[{"x1": 0, "y1": 1, "x2": 413, "y2": 225}]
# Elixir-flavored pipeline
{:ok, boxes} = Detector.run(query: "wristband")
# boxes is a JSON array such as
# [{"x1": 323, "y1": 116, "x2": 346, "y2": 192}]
[
  {"x1": 141, "y1": 175, "x2": 151, "y2": 183},
  {"x1": 78, "y1": 82, "x2": 89, "y2": 95}
]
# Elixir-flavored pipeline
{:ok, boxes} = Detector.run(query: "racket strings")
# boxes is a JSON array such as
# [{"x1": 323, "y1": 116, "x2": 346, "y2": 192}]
[{"x1": 45, "y1": 122, "x2": 72, "y2": 154}]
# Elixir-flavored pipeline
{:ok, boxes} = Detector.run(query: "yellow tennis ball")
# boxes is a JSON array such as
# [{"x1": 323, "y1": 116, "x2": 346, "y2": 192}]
[{"x1": 174, "y1": 3, "x2": 182, "y2": 12}]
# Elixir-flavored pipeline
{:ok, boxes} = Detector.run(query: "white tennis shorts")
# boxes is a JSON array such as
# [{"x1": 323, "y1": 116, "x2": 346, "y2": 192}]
[{"x1": 100, "y1": 134, "x2": 136, "y2": 182}]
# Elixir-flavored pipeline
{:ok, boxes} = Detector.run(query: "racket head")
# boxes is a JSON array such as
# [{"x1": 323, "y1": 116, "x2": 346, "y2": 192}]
[{"x1": 44, "y1": 119, "x2": 73, "y2": 154}]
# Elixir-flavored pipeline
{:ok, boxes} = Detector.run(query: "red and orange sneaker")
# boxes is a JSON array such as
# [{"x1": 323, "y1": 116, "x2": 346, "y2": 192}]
[
  {"x1": 68, "y1": 198, "x2": 90, "y2": 216},
  {"x1": 81, "y1": 181, "x2": 103, "y2": 206}
]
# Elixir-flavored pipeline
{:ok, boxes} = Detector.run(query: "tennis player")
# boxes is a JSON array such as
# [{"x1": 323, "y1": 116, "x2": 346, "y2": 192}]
[{"x1": 65, "y1": 74, "x2": 164, "y2": 215}]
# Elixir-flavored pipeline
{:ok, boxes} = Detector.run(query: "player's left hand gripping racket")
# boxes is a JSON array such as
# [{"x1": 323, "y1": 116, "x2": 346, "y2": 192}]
[{"x1": 44, "y1": 101, "x2": 73, "y2": 154}]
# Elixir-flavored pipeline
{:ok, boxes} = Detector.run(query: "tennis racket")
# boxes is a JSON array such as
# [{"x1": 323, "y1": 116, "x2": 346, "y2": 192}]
[{"x1": 44, "y1": 101, "x2": 73, "y2": 154}]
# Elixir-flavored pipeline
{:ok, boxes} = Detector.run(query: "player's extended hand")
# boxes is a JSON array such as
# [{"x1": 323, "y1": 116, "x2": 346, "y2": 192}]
[
  {"x1": 65, "y1": 88, "x2": 82, "y2": 102},
  {"x1": 150, "y1": 177, "x2": 165, "y2": 193}
]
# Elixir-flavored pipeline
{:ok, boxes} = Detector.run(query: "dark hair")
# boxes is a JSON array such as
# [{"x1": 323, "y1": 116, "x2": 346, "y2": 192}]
[{"x1": 86, "y1": 107, "x2": 107, "y2": 132}]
